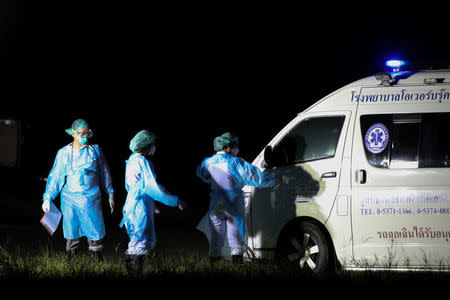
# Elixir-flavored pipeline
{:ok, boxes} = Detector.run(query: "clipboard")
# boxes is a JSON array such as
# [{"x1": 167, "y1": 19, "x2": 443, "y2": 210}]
[{"x1": 40, "y1": 201, "x2": 62, "y2": 236}]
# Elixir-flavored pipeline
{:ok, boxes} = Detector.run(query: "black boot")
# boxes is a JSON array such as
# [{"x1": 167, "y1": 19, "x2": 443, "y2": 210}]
[
  {"x1": 126, "y1": 254, "x2": 144, "y2": 276},
  {"x1": 209, "y1": 256, "x2": 223, "y2": 265},
  {"x1": 125, "y1": 254, "x2": 133, "y2": 272},
  {"x1": 90, "y1": 250, "x2": 104, "y2": 263},
  {"x1": 232, "y1": 254, "x2": 243, "y2": 265},
  {"x1": 67, "y1": 249, "x2": 78, "y2": 261}
]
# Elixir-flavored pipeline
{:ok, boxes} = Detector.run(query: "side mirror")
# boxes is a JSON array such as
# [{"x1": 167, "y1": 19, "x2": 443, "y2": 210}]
[{"x1": 262, "y1": 145, "x2": 274, "y2": 169}]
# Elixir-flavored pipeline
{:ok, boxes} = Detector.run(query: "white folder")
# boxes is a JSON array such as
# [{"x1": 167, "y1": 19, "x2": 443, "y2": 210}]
[{"x1": 40, "y1": 201, "x2": 62, "y2": 236}]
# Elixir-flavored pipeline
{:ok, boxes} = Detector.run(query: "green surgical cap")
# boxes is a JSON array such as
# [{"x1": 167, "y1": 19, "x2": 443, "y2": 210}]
[
  {"x1": 213, "y1": 132, "x2": 238, "y2": 151},
  {"x1": 129, "y1": 130, "x2": 156, "y2": 153},
  {"x1": 65, "y1": 119, "x2": 89, "y2": 135}
]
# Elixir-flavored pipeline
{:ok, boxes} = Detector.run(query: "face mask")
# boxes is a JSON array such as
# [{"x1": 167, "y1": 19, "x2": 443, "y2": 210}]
[
  {"x1": 77, "y1": 135, "x2": 89, "y2": 145},
  {"x1": 231, "y1": 147, "x2": 239, "y2": 157},
  {"x1": 149, "y1": 144, "x2": 156, "y2": 156}
]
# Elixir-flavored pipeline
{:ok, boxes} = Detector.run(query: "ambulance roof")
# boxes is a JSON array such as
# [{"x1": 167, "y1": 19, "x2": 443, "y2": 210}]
[
  {"x1": 346, "y1": 69, "x2": 450, "y2": 89},
  {"x1": 302, "y1": 68, "x2": 450, "y2": 113}
]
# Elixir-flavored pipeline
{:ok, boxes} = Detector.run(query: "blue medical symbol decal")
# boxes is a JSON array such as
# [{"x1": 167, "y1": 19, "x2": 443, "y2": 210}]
[{"x1": 365, "y1": 123, "x2": 389, "y2": 154}]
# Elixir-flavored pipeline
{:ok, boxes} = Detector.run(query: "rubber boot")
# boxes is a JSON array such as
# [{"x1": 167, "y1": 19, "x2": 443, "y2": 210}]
[
  {"x1": 90, "y1": 250, "x2": 104, "y2": 263},
  {"x1": 126, "y1": 254, "x2": 144, "y2": 277},
  {"x1": 209, "y1": 256, "x2": 223, "y2": 265},
  {"x1": 232, "y1": 254, "x2": 243, "y2": 266},
  {"x1": 66, "y1": 249, "x2": 78, "y2": 261}
]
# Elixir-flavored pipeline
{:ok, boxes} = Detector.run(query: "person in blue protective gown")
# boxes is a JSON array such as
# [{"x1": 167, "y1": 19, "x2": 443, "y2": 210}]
[
  {"x1": 196, "y1": 132, "x2": 276, "y2": 264},
  {"x1": 120, "y1": 130, "x2": 187, "y2": 274},
  {"x1": 41, "y1": 119, "x2": 115, "y2": 261}
]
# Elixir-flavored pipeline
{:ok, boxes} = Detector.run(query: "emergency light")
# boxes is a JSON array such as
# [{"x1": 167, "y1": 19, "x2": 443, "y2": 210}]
[
  {"x1": 386, "y1": 59, "x2": 406, "y2": 68},
  {"x1": 385, "y1": 59, "x2": 406, "y2": 72}
]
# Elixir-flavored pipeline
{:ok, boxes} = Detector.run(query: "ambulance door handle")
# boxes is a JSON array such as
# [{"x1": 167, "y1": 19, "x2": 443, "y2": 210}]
[
  {"x1": 359, "y1": 169, "x2": 367, "y2": 184},
  {"x1": 321, "y1": 172, "x2": 336, "y2": 178}
]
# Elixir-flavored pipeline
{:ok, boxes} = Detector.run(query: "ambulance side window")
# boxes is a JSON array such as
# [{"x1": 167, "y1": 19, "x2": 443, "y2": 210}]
[
  {"x1": 360, "y1": 115, "x2": 392, "y2": 168},
  {"x1": 271, "y1": 116, "x2": 345, "y2": 166},
  {"x1": 390, "y1": 114, "x2": 421, "y2": 169},
  {"x1": 420, "y1": 113, "x2": 450, "y2": 168},
  {"x1": 361, "y1": 113, "x2": 450, "y2": 169}
]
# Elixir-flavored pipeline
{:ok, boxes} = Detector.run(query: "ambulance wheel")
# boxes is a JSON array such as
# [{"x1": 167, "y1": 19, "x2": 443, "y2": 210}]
[{"x1": 276, "y1": 221, "x2": 329, "y2": 272}]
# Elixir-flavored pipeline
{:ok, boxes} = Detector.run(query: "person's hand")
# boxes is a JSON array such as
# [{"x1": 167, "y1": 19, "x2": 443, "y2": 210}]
[
  {"x1": 42, "y1": 200, "x2": 50, "y2": 213},
  {"x1": 108, "y1": 194, "x2": 115, "y2": 214},
  {"x1": 178, "y1": 199, "x2": 188, "y2": 211}
]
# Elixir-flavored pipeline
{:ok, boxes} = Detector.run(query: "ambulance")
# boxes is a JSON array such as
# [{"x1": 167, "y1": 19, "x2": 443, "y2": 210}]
[{"x1": 244, "y1": 60, "x2": 450, "y2": 271}]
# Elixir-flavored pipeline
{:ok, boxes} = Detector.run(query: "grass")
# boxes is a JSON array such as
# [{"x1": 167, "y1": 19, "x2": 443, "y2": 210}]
[
  {"x1": 0, "y1": 242, "x2": 287, "y2": 281},
  {"x1": 1, "y1": 240, "x2": 450, "y2": 298}
]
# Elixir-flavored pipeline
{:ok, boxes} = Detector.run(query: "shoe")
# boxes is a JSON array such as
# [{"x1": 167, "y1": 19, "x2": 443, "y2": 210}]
[
  {"x1": 209, "y1": 256, "x2": 223, "y2": 264},
  {"x1": 66, "y1": 249, "x2": 78, "y2": 261},
  {"x1": 90, "y1": 250, "x2": 104, "y2": 263},
  {"x1": 232, "y1": 255, "x2": 243, "y2": 265},
  {"x1": 126, "y1": 254, "x2": 144, "y2": 276}
]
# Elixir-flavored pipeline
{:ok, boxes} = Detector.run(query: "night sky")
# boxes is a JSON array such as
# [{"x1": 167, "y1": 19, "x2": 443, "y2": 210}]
[{"x1": 2, "y1": 2, "x2": 450, "y2": 223}]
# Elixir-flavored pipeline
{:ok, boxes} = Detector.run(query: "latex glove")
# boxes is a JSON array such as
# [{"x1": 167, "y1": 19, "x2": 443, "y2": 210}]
[
  {"x1": 154, "y1": 206, "x2": 160, "y2": 215},
  {"x1": 178, "y1": 199, "x2": 188, "y2": 211},
  {"x1": 108, "y1": 194, "x2": 115, "y2": 214},
  {"x1": 42, "y1": 200, "x2": 50, "y2": 213}
]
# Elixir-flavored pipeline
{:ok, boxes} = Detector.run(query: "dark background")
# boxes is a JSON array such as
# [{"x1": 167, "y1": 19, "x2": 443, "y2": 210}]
[{"x1": 1, "y1": 2, "x2": 450, "y2": 228}]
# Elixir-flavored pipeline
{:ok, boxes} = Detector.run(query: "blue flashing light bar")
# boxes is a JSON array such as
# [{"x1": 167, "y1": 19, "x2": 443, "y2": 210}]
[{"x1": 385, "y1": 59, "x2": 406, "y2": 68}]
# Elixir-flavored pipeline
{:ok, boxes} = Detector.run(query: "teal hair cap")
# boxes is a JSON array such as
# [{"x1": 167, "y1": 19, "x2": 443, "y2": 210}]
[
  {"x1": 129, "y1": 130, "x2": 156, "y2": 153},
  {"x1": 213, "y1": 132, "x2": 238, "y2": 151},
  {"x1": 65, "y1": 119, "x2": 89, "y2": 135}
]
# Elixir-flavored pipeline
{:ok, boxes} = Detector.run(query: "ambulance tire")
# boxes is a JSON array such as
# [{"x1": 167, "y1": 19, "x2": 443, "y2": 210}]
[{"x1": 276, "y1": 221, "x2": 329, "y2": 272}]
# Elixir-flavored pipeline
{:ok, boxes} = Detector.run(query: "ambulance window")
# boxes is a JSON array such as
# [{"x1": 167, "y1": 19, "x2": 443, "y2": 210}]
[
  {"x1": 390, "y1": 115, "x2": 421, "y2": 169},
  {"x1": 420, "y1": 113, "x2": 450, "y2": 168},
  {"x1": 360, "y1": 115, "x2": 392, "y2": 168},
  {"x1": 271, "y1": 116, "x2": 345, "y2": 165}
]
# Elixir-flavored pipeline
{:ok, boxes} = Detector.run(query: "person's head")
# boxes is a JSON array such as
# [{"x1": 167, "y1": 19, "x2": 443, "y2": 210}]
[
  {"x1": 65, "y1": 119, "x2": 93, "y2": 145},
  {"x1": 129, "y1": 130, "x2": 156, "y2": 156},
  {"x1": 213, "y1": 132, "x2": 239, "y2": 156}
]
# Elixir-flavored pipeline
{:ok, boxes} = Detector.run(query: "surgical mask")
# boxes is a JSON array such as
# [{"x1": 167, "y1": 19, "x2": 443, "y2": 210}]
[
  {"x1": 76, "y1": 135, "x2": 89, "y2": 145},
  {"x1": 149, "y1": 144, "x2": 156, "y2": 156},
  {"x1": 231, "y1": 147, "x2": 239, "y2": 157}
]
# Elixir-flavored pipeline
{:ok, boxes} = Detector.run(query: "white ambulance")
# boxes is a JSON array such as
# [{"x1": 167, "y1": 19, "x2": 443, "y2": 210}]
[{"x1": 244, "y1": 61, "x2": 450, "y2": 271}]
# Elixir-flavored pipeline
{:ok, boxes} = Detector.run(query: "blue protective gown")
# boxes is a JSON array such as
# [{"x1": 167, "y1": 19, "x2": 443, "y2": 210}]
[
  {"x1": 196, "y1": 152, "x2": 276, "y2": 256},
  {"x1": 43, "y1": 144, "x2": 114, "y2": 241},
  {"x1": 120, "y1": 153, "x2": 179, "y2": 255}
]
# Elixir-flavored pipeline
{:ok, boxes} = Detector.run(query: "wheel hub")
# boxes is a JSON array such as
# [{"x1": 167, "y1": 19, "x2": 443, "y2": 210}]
[{"x1": 287, "y1": 233, "x2": 320, "y2": 270}]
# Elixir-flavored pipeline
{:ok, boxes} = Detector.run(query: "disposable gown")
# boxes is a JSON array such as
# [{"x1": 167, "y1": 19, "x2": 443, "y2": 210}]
[
  {"x1": 120, "y1": 153, "x2": 179, "y2": 255},
  {"x1": 196, "y1": 153, "x2": 276, "y2": 256},
  {"x1": 43, "y1": 144, "x2": 114, "y2": 241}
]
